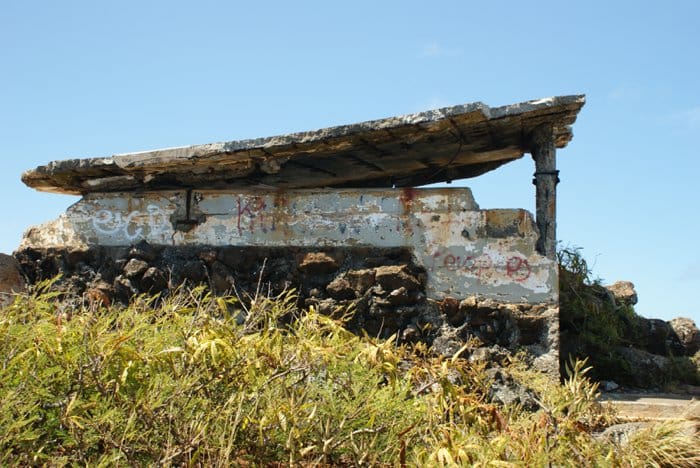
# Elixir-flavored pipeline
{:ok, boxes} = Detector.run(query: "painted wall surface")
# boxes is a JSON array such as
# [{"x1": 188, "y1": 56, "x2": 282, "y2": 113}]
[{"x1": 21, "y1": 188, "x2": 557, "y2": 303}]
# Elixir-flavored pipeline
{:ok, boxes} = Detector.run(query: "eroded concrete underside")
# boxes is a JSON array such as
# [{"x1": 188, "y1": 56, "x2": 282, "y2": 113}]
[{"x1": 22, "y1": 95, "x2": 584, "y2": 195}]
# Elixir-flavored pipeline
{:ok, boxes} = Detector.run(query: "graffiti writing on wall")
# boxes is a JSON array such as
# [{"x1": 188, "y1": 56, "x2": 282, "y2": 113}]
[
  {"x1": 428, "y1": 249, "x2": 532, "y2": 282},
  {"x1": 236, "y1": 197, "x2": 273, "y2": 234},
  {"x1": 92, "y1": 205, "x2": 169, "y2": 241},
  {"x1": 90, "y1": 196, "x2": 277, "y2": 240}
]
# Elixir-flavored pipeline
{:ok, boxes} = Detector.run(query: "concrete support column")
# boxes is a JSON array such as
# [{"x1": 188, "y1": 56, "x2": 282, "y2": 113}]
[{"x1": 530, "y1": 125, "x2": 558, "y2": 259}]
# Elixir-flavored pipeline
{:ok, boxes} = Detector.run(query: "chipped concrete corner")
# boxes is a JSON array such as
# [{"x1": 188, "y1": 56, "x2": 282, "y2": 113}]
[{"x1": 21, "y1": 187, "x2": 557, "y2": 304}]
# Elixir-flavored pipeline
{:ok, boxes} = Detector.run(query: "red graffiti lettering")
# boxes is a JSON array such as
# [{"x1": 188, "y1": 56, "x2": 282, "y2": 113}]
[
  {"x1": 441, "y1": 253, "x2": 493, "y2": 277},
  {"x1": 443, "y1": 254, "x2": 457, "y2": 269},
  {"x1": 506, "y1": 256, "x2": 531, "y2": 282},
  {"x1": 236, "y1": 197, "x2": 267, "y2": 233},
  {"x1": 431, "y1": 249, "x2": 532, "y2": 282}
]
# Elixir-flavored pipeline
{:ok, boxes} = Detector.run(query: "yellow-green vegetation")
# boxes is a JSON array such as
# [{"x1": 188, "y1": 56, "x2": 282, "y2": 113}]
[{"x1": 0, "y1": 280, "x2": 698, "y2": 466}]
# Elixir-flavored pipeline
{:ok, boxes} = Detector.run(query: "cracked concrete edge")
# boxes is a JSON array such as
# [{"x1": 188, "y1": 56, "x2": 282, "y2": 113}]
[{"x1": 21, "y1": 95, "x2": 585, "y2": 194}]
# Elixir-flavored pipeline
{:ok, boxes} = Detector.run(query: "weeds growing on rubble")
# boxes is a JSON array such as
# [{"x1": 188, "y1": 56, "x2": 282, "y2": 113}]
[
  {"x1": 559, "y1": 247, "x2": 700, "y2": 387},
  {"x1": 0, "y1": 280, "x2": 697, "y2": 466}
]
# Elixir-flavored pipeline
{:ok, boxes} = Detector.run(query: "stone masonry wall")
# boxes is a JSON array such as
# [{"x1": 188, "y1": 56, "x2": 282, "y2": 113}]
[
  {"x1": 16, "y1": 244, "x2": 558, "y2": 374},
  {"x1": 16, "y1": 188, "x2": 559, "y2": 374}
]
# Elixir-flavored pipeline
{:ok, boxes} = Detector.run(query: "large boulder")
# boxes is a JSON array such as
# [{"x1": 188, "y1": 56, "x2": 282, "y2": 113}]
[
  {"x1": 485, "y1": 368, "x2": 539, "y2": 411},
  {"x1": 614, "y1": 346, "x2": 669, "y2": 388},
  {"x1": 668, "y1": 317, "x2": 700, "y2": 356},
  {"x1": 605, "y1": 281, "x2": 638, "y2": 306},
  {"x1": 0, "y1": 254, "x2": 27, "y2": 307},
  {"x1": 636, "y1": 317, "x2": 673, "y2": 355}
]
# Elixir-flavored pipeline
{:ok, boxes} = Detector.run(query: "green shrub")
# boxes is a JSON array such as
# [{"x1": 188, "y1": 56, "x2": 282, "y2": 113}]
[
  {"x1": 0, "y1": 282, "x2": 697, "y2": 465},
  {"x1": 559, "y1": 247, "x2": 700, "y2": 387}
]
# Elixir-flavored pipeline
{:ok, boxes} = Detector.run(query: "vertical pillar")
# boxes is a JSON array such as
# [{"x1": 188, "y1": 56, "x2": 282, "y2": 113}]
[{"x1": 530, "y1": 125, "x2": 558, "y2": 259}]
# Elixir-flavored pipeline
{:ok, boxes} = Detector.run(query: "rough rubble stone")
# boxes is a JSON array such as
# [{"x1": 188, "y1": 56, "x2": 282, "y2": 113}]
[
  {"x1": 179, "y1": 260, "x2": 208, "y2": 284},
  {"x1": 128, "y1": 240, "x2": 158, "y2": 262},
  {"x1": 345, "y1": 269, "x2": 375, "y2": 294},
  {"x1": 85, "y1": 279, "x2": 114, "y2": 308},
  {"x1": 440, "y1": 297, "x2": 463, "y2": 326},
  {"x1": 469, "y1": 345, "x2": 512, "y2": 367},
  {"x1": 92, "y1": 279, "x2": 113, "y2": 293},
  {"x1": 597, "y1": 422, "x2": 651, "y2": 446},
  {"x1": 210, "y1": 261, "x2": 233, "y2": 293},
  {"x1": 374, "y1": 264, "x2": 421, "y2": 292},
  {"x1": 0, "y1": 254, "x2": 26, "y2": 307},
  {"x1": 85, "y1": 287, "x2": 111, "y2": 307},
  {"x1": 485, "y1": 368, "x2": 539, "y2": 411},
  {"x1": 123, "y1": 258, "x2": 149, "y2": 279},
  {"x1": 515, "y1": 314, "x2": 547, "y2": 346},
  {"x1": 637, "y1": 317, "x2": 673, "y2": 355},
  {"x1": 605, "y1": 281, "x2": 638, "y2": 306},
  {"x1": 459, "y1": 296, "x2": 478, "y2": 312},
  {"x1": 141, "y1": 267, "x2": 168, "y2": 293},
  {"x1": 113, "y1": 276, "x2": 137, "y2": 302},
  {"x1": 668, "y1": 317, "x2": 700, "y2": 356},
  {"x1": 595, "y1": 421, "x2": 696, "y2": 446},
  {"x1": 326, "y1": 276, "x2": 356, "y2": 300},
  {"x1": 14, "y1": 244, "x2": 560, "y2": 379},
  {"x1": 298, "y1": 252, "x2": 340, "y2": 275},
  {"x1": 614, "y1": 346, "x2": 670, "y2": 388},
  {"x1": 386, "y1": 287, "x2": 411, "y2": 306},
  {"x1": 431, "y1": 333, "x2": 465, "y2": 358},
  {"x1": 198, "y1": 250, "x2": 219, "y2": 265},
  {"x1": 401, "y1": 324, "x2": 421, "y2": 342}
]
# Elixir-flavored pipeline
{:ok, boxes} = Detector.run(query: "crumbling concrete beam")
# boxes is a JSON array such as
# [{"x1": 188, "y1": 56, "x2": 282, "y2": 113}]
[{"x1": 21, "y1": 96, "x2": 585, "y2": 195}]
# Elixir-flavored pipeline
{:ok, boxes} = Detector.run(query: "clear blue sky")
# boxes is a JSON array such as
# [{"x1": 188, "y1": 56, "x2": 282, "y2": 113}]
[{"x1": 2, "y1": 1, "x2": 698, "y2": 324}]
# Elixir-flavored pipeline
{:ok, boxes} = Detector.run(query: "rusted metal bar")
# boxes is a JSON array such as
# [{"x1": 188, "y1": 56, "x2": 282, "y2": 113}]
[{"x1": 530, "y1": 124, "x2": 558, "y2": 259}]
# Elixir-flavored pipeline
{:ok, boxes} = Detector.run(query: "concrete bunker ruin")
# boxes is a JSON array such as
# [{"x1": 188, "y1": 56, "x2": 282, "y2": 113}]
[{"x1": 18, "y1": 95, "x2": 585, "y2": 376}]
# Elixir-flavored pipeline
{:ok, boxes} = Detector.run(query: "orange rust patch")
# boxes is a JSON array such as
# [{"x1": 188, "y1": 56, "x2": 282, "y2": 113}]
[
  {"x1": 483, "y1": 209, "x2": 535, "y2": 237},
  {"x1": 399, "y1": 187, "x2": 417, "y2": 212}
]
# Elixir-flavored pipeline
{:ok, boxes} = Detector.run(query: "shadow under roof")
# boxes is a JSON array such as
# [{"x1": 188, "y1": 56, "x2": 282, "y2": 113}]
[{"x1": 22, "y1": 95, "x2": 585, "y2": 195}]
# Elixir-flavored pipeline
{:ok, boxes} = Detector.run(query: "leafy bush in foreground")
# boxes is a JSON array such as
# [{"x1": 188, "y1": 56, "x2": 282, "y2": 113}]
[{"x1": 0, "y1": 282, "x2": 697, "y2": 466}]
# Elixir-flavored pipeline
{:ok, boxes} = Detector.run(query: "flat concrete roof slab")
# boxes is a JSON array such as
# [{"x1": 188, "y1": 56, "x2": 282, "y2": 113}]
[{"x1": 22, "y1": 95, "x2": 584, "y2": 195}]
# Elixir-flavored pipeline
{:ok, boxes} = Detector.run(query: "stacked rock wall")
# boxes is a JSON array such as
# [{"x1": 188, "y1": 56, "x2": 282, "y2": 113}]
[{"x1": 17, "y1": 188, "x2": 560, "y2": 374}]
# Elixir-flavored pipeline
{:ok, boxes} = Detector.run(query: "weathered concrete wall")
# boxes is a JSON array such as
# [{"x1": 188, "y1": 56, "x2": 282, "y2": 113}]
[{"x1": 21, "y1": 188, "x2": 557, "y2": 304}]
